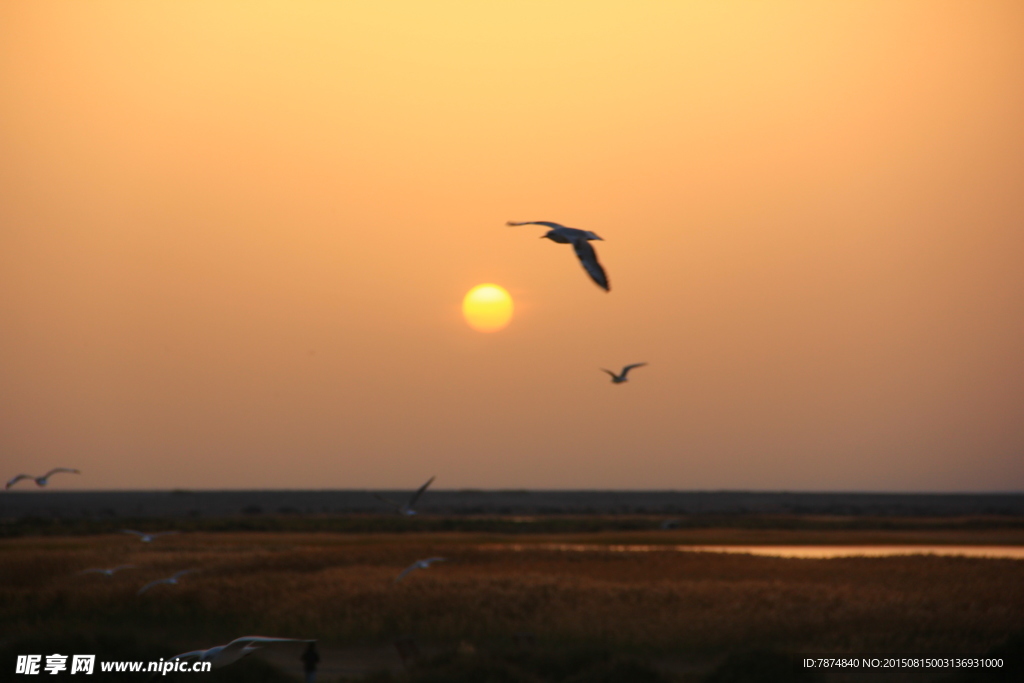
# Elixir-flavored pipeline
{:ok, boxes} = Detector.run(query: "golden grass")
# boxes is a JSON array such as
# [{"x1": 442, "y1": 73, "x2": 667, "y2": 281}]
[{"x1": 2, "y1": 530, "x2": 1023, "y2": 659}]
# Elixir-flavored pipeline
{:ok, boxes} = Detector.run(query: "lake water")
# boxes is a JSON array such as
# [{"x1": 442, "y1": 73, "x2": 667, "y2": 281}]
[{"x1": 484, "y1": 543, "x2": 1024, "y2": 559}]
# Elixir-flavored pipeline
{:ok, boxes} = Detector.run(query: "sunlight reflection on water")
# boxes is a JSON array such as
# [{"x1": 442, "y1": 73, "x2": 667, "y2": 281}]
[{"x1": 479, "y1": 544, "x2": 1024, "y2": 559}]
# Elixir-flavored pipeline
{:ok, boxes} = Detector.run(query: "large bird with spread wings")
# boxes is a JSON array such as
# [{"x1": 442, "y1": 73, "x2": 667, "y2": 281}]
[
  {"x1": 507, "y1": 220, "x2": 610, "y2": 291},
  {"x1": 6, "y1": 468, "x2": 80, "y2": 490},
  {"x1": 169, "y1": 636, "x2": 315, "y2": 669}
]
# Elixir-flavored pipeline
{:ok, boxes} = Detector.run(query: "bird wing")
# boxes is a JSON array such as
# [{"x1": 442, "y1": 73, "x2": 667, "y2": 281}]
[
  {"x1": 395, "y1": 563, "x2": 419, "y2": 582},
  {"x1": 43, "y1": 468, "x2": 80, "y2": 478},
  {"x1": 506, "y1": 220, "x2": 567, "y2": 230},
  {"x1": 424, "y1": 557, "x2": 446, "y2": 566},
  {"x1": 571, "y1": 239, "x2": 610, "y2": 291},
  {"x1": 171, "y1": 569, "x2": 195, "y2": 580},
  {"x1": 620, "y1": 363, "x2": 647, "y2": 378},
  {"x1": 407, "y1": 476, "x2": 435, "y2": 508},
  {"x1": 5, "y1": 474, "x2": 31, "y2": 489},
  {"x1": 373, "y1": 493, "x2": 402, "y2": 509},
  {"x1": 231, "y1": 636, "x2": 313, "y2": 650},
  {"x1": 217, "y1": 639, "x2": 263, "y2": 666},
  {"x1": 216, "y1": 637, "x2": 313, "y2": 667},
  {"x1": 600, "y1": 369, "x2": 619, "y2": 379},
  {"x1": 231, "y1": 636, "x2": 312, "y2": 647},
  {"x1": 169, "y1": 650, "x2": 206, "y2": 663},
  {"x1": 137, "y1": 579, "x2": 167, "y2": 595}
]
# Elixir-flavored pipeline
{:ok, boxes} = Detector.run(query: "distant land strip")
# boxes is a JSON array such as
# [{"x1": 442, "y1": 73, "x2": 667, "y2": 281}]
[{"x1": 2, "y1": 490, "x2": 1023, "y2": 523}]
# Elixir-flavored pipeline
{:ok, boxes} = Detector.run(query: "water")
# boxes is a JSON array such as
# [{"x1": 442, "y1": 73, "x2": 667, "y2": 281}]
[{"x1": 484, "y1": 543, "x2": 1024, "y2": 560}]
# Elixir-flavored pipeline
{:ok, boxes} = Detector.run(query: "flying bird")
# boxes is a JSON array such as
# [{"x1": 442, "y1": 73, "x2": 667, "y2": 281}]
[
  {"x1": 507, "y1": 220, "x2": 610, "y2": 291},
  {"x1": 601, "y1": 363, "x2": 648, "y2": 384},
  {"x1": 169, "y1": 636, "x2": 315, "y2": 669},
  {"x1": 6, "y1": 468, "x2": 80, "y2": 490},
  {"x1": 395, "y1": 557, "x2": 446, "y2": 582},
  {"x1": 121, "y1": 529, "x2": 179, "y2": 543},
  {"x1": 79, "y1": 564, "x2": 136, "y2": 577},
  {"x1": 137, "y1": 569, "x2": 195, "y2": 596},
  {"x1": 374, "y1": 476, "x2": 435, "y2": 516}
]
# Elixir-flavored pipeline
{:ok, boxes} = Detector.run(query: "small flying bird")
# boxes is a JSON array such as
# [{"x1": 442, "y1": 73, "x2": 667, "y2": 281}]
[
  {"x1": 121, "y1": 529, "x2": 179, "y2": 543},
  {"x1": 80, "y1": 564, "x2": 136, "y2": 577},
  {"x1": 507, "y1": 220, "x2": 610, "y2": 291},
  {"x1": 601, "y1": 363, "x2": 648, "y2": 384},
  {"x1": 374, "y1": 476, "x2": 435, "y2": 516},
  {"x1": 395, "y1": 557, "x2": 446, "y2": 582},
  {"x1": 169, "y1": 636, "x2": 315, "y2": 669},
  {"x1": 137, "y1": 569, "x2": 195, "y2": 596},
  {"x1": 6, "y1": 468, "x2": 80, "y2": 490}
]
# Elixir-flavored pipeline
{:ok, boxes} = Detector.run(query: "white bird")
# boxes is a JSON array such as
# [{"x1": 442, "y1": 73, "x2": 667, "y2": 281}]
[
  {"x1": 169, "y1": 636, "x2": 315, "y2": 669},
  {"x1": 374, "y1": 476, "x2": 435, "y2": 516},
  {"x1": 395, "y1": 557, "x2": 446, "y2": 582},
  {"x1": 80, "y1": 564, "x2": 136, "y2": 577},
  {"x1": 137, "y1": 569, "x2": 195, "y2": 596},
  {"x1": 601, "y1": 363, "x2": 648, "y2": 384},
  {"x1": 121, "y1": 529, "x2": 179, "y2": 543},
  {"x1": 6, "y1": 468, "x2": 80, "y2": 490},
  {"x1": 507, "y1": 220, "x2": 610, "y2": 291}
]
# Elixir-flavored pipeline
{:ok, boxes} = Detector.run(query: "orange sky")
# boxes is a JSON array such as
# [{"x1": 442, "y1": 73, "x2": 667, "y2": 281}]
[{"x1": 2, "y1": 1, "x2": 1022, "y2": 491}]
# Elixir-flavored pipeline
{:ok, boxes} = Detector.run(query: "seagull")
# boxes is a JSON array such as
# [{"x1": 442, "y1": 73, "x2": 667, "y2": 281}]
[
  {"x1": 169, "y1": 636, "x2": 315, "y2": 669},
  {"x1": 80, "y1": 564, "x2": 136, "y2": 577},
  {"x1": 6, "y1": 468, "x2": 80, "y2": 490},
  {"x1": 137, "y1": 569, "x2": 195, "y2": 596},
  {"x1": 507, "y1": 220, "x2": 610, "y2": 291},
  {"x1": 601, "y1": 363, "x2": 647, "y2": 384},
  {"x1": 395, "y1": 557, "x2": 446, "y2": 582},
  {"x1": 374, "y1": 476, "x2": 434, "y2": 516},
  {"x1": 121, "y1": 529, "x2": 179, "y2": 543}
]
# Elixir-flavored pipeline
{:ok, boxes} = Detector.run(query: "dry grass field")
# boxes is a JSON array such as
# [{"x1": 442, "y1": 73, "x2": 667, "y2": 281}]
[{"x1": 2, "y1": 527, "x2": 1023, "y2": 682}]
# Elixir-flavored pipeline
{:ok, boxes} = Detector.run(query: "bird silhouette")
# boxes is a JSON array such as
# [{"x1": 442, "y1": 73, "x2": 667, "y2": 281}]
[
  {"x1": 121, "y1": 529, "x2": 179, "y2": 543},
  {"x1": 395, "y1": 557, "x2": 446, "y2": 582},
  {"x1": 374, "y1": 476, "x2": 435, "y2": 516},
  {"x1": 601, "y1": 363, "x2": 648, "y2": 384},
  {"x1": 6, "y1": 468, "x2": 80, "y2": 489},
  {"x1": 169, "y1": 636, "x2": 315, "y2": 669},
  {"x1": 80, "y1": 564, "x2": 136, "y2": 577},
  {"x1": 507, "y1": 220, "x2": 610, "y2": 291},
  {"x1": 137, "y1": 569, "x2": 195, "y2": 596}
]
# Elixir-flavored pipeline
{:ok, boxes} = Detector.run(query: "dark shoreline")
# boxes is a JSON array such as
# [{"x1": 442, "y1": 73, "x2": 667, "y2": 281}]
[{"x1": 3, "y1": 490, "x2": 1023, "y2": 520}]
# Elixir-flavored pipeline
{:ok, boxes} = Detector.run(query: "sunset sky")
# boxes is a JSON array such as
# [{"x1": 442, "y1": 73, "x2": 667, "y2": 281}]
[{"x1": 2, "y1": 1, "x2": 1022, "y2": 491}]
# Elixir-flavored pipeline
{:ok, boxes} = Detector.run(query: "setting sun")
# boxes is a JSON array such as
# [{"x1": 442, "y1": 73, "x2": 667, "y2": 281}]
[{"x1": 462, "y1": 284, "x2": 514, "y2": 333}]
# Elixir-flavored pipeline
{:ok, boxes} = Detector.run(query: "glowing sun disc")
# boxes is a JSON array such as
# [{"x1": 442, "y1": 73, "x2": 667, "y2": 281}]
[{"x1": 462, "y1": 284, "x2": 514, "y2": 333}]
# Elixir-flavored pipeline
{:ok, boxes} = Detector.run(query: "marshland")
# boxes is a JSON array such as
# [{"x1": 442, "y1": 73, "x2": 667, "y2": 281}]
[{"x1": 3, "y1": 512, "x2": 1023, "y2": 682}]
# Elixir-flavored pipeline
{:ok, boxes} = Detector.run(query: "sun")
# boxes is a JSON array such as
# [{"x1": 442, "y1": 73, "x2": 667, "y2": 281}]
[{"x1": 462, "y1": 284, "x2": 514, "y2": 333}]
